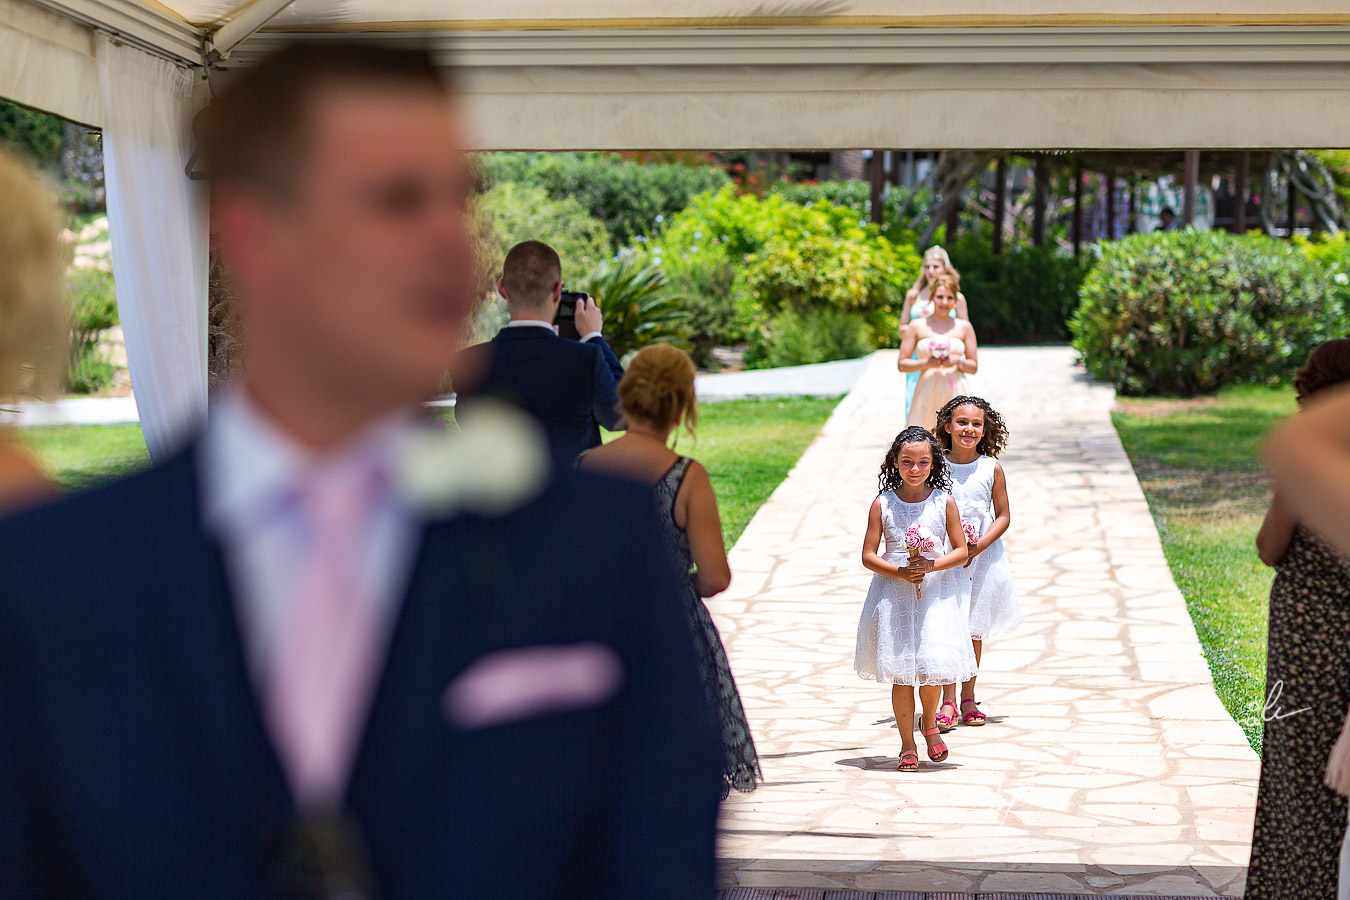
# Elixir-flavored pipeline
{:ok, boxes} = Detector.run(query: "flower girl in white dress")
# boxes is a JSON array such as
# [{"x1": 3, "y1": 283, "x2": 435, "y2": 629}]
[
  {"x1": 934, "y1": 396, "x2": 1022, "y2": 730},
  {"x1": 855, "y1": 426, "x2": 977, "y2": 770}
]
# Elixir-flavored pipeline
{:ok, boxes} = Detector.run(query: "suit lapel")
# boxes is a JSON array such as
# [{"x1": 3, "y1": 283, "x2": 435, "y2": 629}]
[
  {"x1": 344, "y1": 512, "x2": 514, "y2": 879},
  {"x1": 153, "y1": 446, "x2": 293, "y2": 836}
]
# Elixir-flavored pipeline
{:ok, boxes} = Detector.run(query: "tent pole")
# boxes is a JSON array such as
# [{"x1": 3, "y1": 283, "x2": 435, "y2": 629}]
[{"x1": 206, "y1": 0, "x2": 298, "y2": 62}]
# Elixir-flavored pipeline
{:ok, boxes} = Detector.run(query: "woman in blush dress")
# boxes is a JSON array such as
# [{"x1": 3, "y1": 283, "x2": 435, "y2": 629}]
[
  {"x1": 580, "y1": 343, "x2": 761, "y2": 798},
  {"x1": 899, "y1": 247, "x2": 968, "y2": 420},
  {"x1": 900, "y1": 276, "x2": 978, "y2": 432},
  {"x1": 0, "y1": 150, "x2": 68, "y2": 509}
]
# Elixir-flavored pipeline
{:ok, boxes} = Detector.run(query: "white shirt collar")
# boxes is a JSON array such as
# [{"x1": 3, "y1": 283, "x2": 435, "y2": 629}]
[
  {"x1": 201, "y1": 387, "x2": 413, "y2": 537},
  {"x1": 506, "y1": 319, "x2": 558, "y2": 335}
]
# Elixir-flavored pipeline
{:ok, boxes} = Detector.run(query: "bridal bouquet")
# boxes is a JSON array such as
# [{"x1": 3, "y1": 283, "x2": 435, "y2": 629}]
[
  {"x1": 903, "y1": 524, "x2": 938, "y2": 599},
  {"x1": 928, "y1": 338, "x2": 951, "y2": 362}
]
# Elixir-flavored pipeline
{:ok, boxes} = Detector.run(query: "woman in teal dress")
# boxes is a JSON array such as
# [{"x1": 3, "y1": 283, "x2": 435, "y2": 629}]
[{"x1": 900, "y1": 246, "x2": 968, "y2": 420}]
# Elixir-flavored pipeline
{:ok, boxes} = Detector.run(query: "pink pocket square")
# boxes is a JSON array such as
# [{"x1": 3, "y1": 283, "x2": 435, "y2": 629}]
[{"x1": 443, "y1": 643, "x2": 624, "y2": 730}]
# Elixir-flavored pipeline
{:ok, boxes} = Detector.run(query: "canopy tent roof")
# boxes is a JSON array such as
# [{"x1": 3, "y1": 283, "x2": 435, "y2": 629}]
[
  {"x1": 6, "y1": 0, "x2": 1350, "y2": 148},
  {"x1": 100, "y1": 1, "x2": 1350, "y2": 29}
]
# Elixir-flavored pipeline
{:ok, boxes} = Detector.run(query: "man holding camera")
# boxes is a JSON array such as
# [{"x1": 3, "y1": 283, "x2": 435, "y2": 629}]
[{"x1": 459, "y1": 240, "x2": 625, "y2": 462}]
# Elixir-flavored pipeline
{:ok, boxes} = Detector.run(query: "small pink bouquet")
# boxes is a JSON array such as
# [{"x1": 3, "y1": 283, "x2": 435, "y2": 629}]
[
  {"x1": 903, "y1": 524, "x2": 937, "y2": 598},
  {"x1": 928, "y1": 338, "x2": 951, "y2": 362},
  {"x1": 961, "y1": 517, "x2": 981, "y2": 547}
]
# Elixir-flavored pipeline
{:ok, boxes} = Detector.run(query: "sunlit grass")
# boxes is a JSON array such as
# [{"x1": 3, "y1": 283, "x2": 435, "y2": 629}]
[
  {"x1": 19, "y1": 396, "x2": 841, "y2": 550},
  {"x1": 1113, "y1": 383, "x2": 1297, "y2": 753},
  {"x1": 18, "y1": 424, "x2": 149, "y2": 491}
]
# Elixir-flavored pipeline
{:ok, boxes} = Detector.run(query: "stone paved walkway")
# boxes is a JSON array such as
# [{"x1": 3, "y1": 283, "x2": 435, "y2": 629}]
[{"x1": 711, "y1": 347, "x2": 1259, "y2": 897}]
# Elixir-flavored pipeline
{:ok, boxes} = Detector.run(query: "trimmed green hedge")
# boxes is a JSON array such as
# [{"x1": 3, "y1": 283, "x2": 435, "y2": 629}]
[{"x1": 1071, "y1": 230, "x2": 1345, "y2": 396}]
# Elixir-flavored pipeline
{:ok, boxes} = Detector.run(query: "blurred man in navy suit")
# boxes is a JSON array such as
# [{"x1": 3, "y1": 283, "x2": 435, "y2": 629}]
[
  {"x1": 457, "y1": 241, "x2": 626, "y2": 463},
  {"x1": 0, "y1": 41, "x2": 720, "y2": 900}
]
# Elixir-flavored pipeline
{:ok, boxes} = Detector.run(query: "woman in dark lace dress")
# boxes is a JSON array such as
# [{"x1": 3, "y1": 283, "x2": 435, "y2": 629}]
[
  {"x1": 1246, "y1": 339, "x2": 1350, "y2": 900},
  {"x1": 580, "y1": 344, "x2": 760, "y2": 797}
]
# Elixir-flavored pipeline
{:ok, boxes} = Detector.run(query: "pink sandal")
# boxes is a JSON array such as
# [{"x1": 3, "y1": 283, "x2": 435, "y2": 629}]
[
  {"x1": 898, "y1": 749, "x2": 919, "y2": 771},
  {"x1": 961, "y1": 699, "x2": 986, "y2": 726},
  {"x1": 935, "y1": 701, "x2": 957, "y2": 733},
  {"x1": 921, "y1": 726, "x2": 949, "y2": 762}
]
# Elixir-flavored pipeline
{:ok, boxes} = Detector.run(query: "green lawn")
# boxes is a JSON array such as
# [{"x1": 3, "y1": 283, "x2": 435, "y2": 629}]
[
  {"x1": 605, "y1": 396, "x2": 841, "y2": 547},
  {"x1": 19, "y1": 424, "x2": 150, "y2": 491},
  {"x1": 684, "y1": 396, "x2": 840, "y2": 548},
  {"x1": 19, "y1": 395, "x2": 840, "y2": 550},
  {"x1": 1113, "y1": 383, "x2": 1297, "y2": 753}
]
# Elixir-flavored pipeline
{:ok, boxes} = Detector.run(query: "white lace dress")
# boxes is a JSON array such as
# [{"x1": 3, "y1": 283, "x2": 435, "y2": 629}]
[
  {"x1": 854, "y1": 489, "x2": 978, "y2": 686},
  {"x1": 948, "y1": 455, "x2": 1022, "y2": 640}
]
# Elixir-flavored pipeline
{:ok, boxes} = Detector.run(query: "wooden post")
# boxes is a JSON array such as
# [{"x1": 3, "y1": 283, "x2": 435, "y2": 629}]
[
  {"x1": 1183, "y1": 150, "x2": 1199, "y2": 226},
  {"x1": 992, "y1": 156, "x2": 1008, "y2": 255},
  {"x1": 1104, "y1": 167, "x2": 1116, "y2": 241},
  {"x1": 869, "y1": 150, "x2": 885, "y2": 226},
  {"x1": 1234, "y1": 150, "x2": 1249, "y2": 234},
  {"x1": 1072, "y1": 158, "x2": 1085, "y2": 257},
  {"x1": 890, "y1": 150, "x2": 903, "y2": 187},
  {"x1": 1289, "y1": 172, "x2": 1299, "y2": 238},
  {"x1": 946, "y1": 189, "x2": 961, "y2": 243},
  {"x1": 1032, "y1": 156, "x2": 1048, "y2": 246}
]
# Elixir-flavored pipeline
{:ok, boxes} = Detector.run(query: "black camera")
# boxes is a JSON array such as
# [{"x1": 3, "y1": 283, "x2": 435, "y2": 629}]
[{"x1": 555, "y1": 289, "x2": 590, "y2": 341}]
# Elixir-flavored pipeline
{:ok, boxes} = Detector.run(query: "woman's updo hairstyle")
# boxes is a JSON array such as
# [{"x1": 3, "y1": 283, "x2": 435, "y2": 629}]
[
  {"x1": 1294, "y1": 339, "x2": 1350, "y2": 406},
  {"x1": 619, "y1": 343, "x2": 698, "y2": 437}
]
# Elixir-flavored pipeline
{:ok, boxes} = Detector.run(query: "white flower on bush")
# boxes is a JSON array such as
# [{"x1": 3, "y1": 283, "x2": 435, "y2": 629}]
[
  {"x1": 394, "y1": 399, "x2": 550, "y2": 519},
  {"x1": 1335, "y1": 272, "x2": 1349, "y2": 286}
]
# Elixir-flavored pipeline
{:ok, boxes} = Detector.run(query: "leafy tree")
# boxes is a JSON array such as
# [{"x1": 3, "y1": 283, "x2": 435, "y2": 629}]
[
  {"x1": 478, "y1": 152, "x2": 730, "y2": 246},
  {"x1": 0, "y1": 100, "x2": 63, "y2": 168}
]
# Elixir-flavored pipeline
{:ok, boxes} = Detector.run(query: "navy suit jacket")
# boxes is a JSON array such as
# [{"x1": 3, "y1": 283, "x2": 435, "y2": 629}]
[
  {"x1": 458, "y1": 328, "x2": 625, "y2": 463},
  {"x1": 0, "y1": 445, "x2": 721, "y2": 899}
]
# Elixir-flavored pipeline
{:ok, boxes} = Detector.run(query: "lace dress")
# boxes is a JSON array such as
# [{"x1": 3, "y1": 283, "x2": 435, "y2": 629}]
[
  {"x1": 948, "y1": 455, "x2": 1022, "y2": 640},
  {"x1": 654, "y1": 457, "x2": 761, "y2": 798},
  {"x1": 855, "y1": 489, "x2": 978, "y2": 686}
]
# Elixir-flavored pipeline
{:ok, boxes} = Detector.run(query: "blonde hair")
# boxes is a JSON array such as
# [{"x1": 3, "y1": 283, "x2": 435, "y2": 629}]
[
  {"x1": 619, "y1": 343, "x2": 697, "y2": 436},
  {"x1": 0, "y1": 151, "x2": 67, "y2": 399},
  {"x1": 906, "y1": 245, "x2": 961, "y2": 304}
]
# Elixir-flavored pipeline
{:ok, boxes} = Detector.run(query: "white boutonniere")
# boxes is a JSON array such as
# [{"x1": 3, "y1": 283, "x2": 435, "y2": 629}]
[{"x1": 395, "y1": 399, "x2": 550, "y2": 518}]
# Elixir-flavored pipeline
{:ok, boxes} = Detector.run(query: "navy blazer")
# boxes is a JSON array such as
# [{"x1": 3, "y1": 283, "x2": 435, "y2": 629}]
[
  {"x1": 458, "y1": 328, "x2": 625, "y2": 463},
  {"x1": 0, "y1": 445, "x2": 721, "y2": 899}
]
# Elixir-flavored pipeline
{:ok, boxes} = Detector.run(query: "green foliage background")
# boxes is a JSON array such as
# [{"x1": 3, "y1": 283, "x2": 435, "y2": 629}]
[{"x1": 1071, "y1": 230, "x2": 1345, "y2": 396}]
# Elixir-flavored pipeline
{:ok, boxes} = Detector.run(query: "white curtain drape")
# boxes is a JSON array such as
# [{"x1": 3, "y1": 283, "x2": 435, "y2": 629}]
[{"x1": 96, "y1": 36, "x2": 208, "y2": 461}]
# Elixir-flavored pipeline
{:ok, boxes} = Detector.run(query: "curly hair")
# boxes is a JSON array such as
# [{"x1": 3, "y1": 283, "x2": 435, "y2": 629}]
[
  {"x1": 878, "y1": 426, "x2": 952, "y2": 496},
  {"x1": 619, "y1": 343, "x2": 697, "y2": 437},
  {"x1": 934, "y1": 395, "x2": 1009, "y2": 458},
  {"x1": 1294, "y1": 339, "x2": 1350, "y2": 407}
]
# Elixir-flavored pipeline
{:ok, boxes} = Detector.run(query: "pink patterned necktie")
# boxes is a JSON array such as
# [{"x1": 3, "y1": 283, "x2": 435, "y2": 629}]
[{"x1": 265, "y1": 460, "x2": 385, "y2": 808}]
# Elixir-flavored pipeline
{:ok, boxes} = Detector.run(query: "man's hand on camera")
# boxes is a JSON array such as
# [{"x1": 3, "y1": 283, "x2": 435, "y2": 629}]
[{"x1": 574, "y1": 297, "x2": 604, "y2": 339}]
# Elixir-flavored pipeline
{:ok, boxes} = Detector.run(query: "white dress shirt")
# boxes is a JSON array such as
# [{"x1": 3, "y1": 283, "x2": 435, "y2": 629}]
[
  {"x1": 199, "y1": 389, "x2": 422, "y2": 679},
  {"x1": 505, "y1": 318, "x2": 603, "y2": 343}
]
